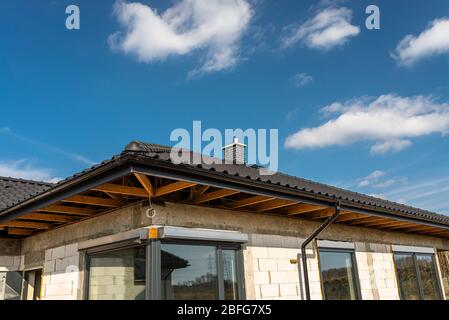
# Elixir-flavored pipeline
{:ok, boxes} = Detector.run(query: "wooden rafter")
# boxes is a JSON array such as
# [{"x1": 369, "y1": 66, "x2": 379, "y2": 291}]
[
  {"x1": 92, "y1": 183, "x2": 148, "y2": 197},
  {"x1": 394, "y1": 225, "x2": 437, "y2": 233},
  {"x1": 286, "y1": 203, "x2": 323, "y2": 216},
  {"x1": 0, "y1": 221, "x2": 51, "y2": 230},
  {"x1": 196, "y1": 185, "x2": 210, "y2": 196},
  {"x1": 194, "y1": 189, "x2": 240, "y2": 204},
  {"x1": 348, "y1": 217, "x2": 390, "y2": 226},
  {"x1": 303, "y1": 208, "x2": 337, "y2": 220},
  {"x1": 336, "y1": 213, "x2": 369, "y2": 223},
  {"x1": 154, "y1": 181, "x2": 197, "y2": 197},
  {"x1": 39, "y1": 205, "x2": 97, "y2": 216},
  {"x1": 8, "y1": 228, "x2": 34, "y2": 236},
  {"x1": 104, "y1": 192, "x2": 125, "y2": 204},
  {"x1": 251, "y1": 199, "x2": 297, "y2": 212},
  {"x1": 229, "y1": 195, "x2": 274, "y2": 209},
  {"x1": 19, "y1": 213, "x2": 78, "y2": 223},
  {"x1": 62, "y1": 195, "x2": 120, "y2": 207},
  {"x1": 134, "y1": 173, "x2": 154, "y2": 196},
  {"x1": 374, "y1": 220, "x2": 419, "y2": 230}
]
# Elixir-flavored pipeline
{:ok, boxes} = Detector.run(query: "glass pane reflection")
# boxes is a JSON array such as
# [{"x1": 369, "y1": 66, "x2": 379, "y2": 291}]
[
  {"x1": 319, "y1": 250, "x2": 359, "y2": 300},
  {"x1": 161, "y1": 244, "x2": 218, "y2": 300}
]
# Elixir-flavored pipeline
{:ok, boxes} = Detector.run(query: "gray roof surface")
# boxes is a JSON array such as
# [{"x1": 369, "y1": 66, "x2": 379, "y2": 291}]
[
  {"x1": 0, "y1": 177, "x2": 53, "y2": 211},
  {"x1": 1, "y1": 140, "x2": 448, "y2": 227}
]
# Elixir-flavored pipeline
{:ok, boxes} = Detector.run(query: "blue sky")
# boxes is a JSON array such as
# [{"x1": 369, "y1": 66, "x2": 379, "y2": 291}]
[{"x1": 1, "y1": 0, "x2": 449, "y2": 214}]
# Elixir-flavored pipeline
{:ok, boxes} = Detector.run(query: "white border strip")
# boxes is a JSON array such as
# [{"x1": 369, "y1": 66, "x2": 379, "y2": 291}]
[
  {"x1": 157, "y1": 226, "x2": 248, "y2": 243},
  {"x1": 392, "y1": 245, "x2": 435, "y2": 254},
  {"x1": 317, "y1": 240, "x2": 355, "y2": 250}
]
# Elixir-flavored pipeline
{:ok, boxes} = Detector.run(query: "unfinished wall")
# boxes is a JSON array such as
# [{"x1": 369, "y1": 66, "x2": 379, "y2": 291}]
[
  {"x1": 244, "y1": 234, "x2": 321, "y2": 300},
  {"x1": 0, "y1": 238, "x2": 23, "y2": 271},
  {"x1": 41, "y1": 243, "x2": 80, "y2": 300},
  {"x1": 12, "y1": 201, "x2": 449, "y2": 300},
  {"x1": 88, "y1": 249, "x2": 145, "y2": 300},
  {"x1": 355, "y1": 243, "x2": 399, "y2": 300}
]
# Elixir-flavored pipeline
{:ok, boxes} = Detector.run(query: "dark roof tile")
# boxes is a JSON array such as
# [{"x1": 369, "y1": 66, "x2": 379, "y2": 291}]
[{"x1": 0, "y1": 177, "x2": 53, "y2": 211}]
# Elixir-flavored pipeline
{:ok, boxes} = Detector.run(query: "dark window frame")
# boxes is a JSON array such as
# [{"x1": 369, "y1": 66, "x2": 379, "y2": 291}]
[
  {"x1": 83, "y1": 241, "x2": 146, "y2": 300},
  {"x1": 157, "y1": 239, "x2": 245, "y2": 300},
  {"x1": 83, "y1": 238, "x2": 246, "y2": 300},
  {"x1": 393, "y1": 251, "x2": 443, "y2": 300},
  {"x1": 317, "y1": 247, "x2": 362, "y2": 300}
]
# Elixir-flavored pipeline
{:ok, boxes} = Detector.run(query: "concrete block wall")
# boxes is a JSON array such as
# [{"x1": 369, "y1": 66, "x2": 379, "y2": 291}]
[
  {"x1": 0, "y1": 255, "x2": 23, "y2": 272},
  {"x1": 244, "y1": 234, "x2": 322, "y2": 300},
  {"x1": 42, "y1": 243, "x2": 80, "y2": 300},
  {"x1": 244, "y1": 234, "x2": 403, "y2": 300},
  {"x1": 355, "y1": 243, "x2": 399, "y2": 300},
  {"x1": 88, "y1": 248, "x2": 145, "y2": 300}
]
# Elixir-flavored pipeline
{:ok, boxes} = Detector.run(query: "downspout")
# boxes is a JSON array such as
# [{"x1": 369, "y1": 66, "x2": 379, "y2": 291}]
[{"x1": 301, "y1": 202, "x2": 341, "y2": 300}]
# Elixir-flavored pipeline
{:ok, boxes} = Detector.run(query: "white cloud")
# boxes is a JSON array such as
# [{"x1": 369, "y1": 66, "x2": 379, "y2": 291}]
[
  {"x1": 358, "y1": 170, "x2": 385, "y2": 187},
  {"x1": 290, "y1": 73, "x2": 313, "y2": 87},
  {"x1": 285, "y1": 94, "x2": 449, "y2": 154},
  {"x1": 282, "y1": 7, "x2": 360, "y2": 50},
  {"x1": 370, "y1": 139, "x2": 412, "y2": 155},
  {"x1": 358, "y1": 170, "x2": 407, "y2": 190},
  {"x1": 393, "y1": 18, "x2": 449, "y2": 66},
  {"x1": 109, "y1": 0, "x2": 252, "y2": 75},
  {"x1": 0, "y1": 160, "x2": 61, "y2": 183}
]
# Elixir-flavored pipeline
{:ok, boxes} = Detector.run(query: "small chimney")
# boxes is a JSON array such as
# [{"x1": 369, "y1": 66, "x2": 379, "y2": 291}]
[{"x1": 223, "y1": 138, "x2": 246, "y2": 165}]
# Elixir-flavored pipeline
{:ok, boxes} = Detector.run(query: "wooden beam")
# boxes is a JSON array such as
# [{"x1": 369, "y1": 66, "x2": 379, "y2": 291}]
[
  {"x1": 134, "y1": 173, "x2": 154, "y2": 196},
  {"x1": 196, "y1": 185, "x2": 210, "y2": 196},
  {"x1": 230, "y1": 196, "x2": 274, "y2": 209},
  {"x1": 286, "y1": 203, "x2": 323, "y2": 216},
  {"x1": 154, "y1": 181, "x2": 197, "y2": 197},
  {"x1": 398, "y1": 225, "x2": 439, "y2": 233},
  {"x1": 348, "y1": 217, "x2": 389, "y2": 226},
  {"x1": 194, "y1": 189, "x2": 240, "y2": 204},
  {"x1": 19, "y1": 213, "x2": 78, "y2": 223},
  {"x1": 8, "y1": 228, "x2": 34, "y2": 236},
  {"x1": 336, "y1": 213, "x2": 369, "y2": 223},
  {"x1": 302, "y1": 208, "x2": 336, "y2": 220},
  {"x1": 62, "y1": 195, "x2": 120, "y2": 207},
  {"x1": 251, "y1": 199, "x2": 297, "y2": 212},
  {"x1": 104, "y1": 192, "x2": 125, "y2": 204},
  {"x1": 39, "y1": 205, "x2": 97, "y2": 216},
  {"x1": 92, "y1": 183, "x2": 148, "y2": 197},
  {"x1": 0, "y1": 221, "x2": 51, "y2": 229},
  {"x1": 381, "y1": 223, "x2": 424, "y2": 231}
]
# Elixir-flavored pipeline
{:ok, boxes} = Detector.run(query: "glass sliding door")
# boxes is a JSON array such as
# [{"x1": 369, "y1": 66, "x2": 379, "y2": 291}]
[
  {"x1": 318, "y1": 249, "x2": 360, "y2": 300},
  {"x1": 393, "y1": 253, "x2": 421, "y2": 300},
  {"x1": 87, "y1": 246, "x2": 146, "y2": 300},
  {"x1": 160, "y1": 242, "x2": 242, "y2": 300},
  {"x1": 85, "y1": 240, "x2": 244, "y2": 300},
  {"x1": 393, "y1": 252, "x2": 442, "y2": 300},
  {"x1": 161, "y1": 243, "x2": 218, "y2": 300},
  {"x1": 222, "y1": 249, "x2": 239, "y2": 300},
  {"x1": 416, "y1": 254, "x2": 442, "y2": 300}
]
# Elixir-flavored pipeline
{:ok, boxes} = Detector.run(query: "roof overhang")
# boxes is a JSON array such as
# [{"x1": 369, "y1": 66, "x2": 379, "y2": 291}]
[{"x1": 1, "y1": 153, "x2": 449, "y2": 239}]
